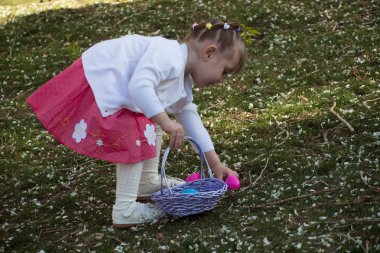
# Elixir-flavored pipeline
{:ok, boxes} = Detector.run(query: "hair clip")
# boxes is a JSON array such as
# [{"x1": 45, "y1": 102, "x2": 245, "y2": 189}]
[
  {"x1": 223, "y1": 23, "x2": 230, "y2": 30},
  {"x1": 236, "y1": 27, "x2": 242, "y2": 33},
  {"x1": 192, "y1": 23, "x2": 198, "y2": 29},
  {"x1": 205, "y1": 23, "x2": 213, "y2": 30}
]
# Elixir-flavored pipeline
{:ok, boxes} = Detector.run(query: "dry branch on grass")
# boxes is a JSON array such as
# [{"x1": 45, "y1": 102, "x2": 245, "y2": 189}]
[
  {"x1": 363, "y1": 97, "x2": 380, "y2": 109},
  {"x1": 360, "y1": 172, "x2": 380, "y2": 193},
  {"x1": 250, "y1": 187, "x2": 341, "y2": 210},
  {"x1": 329, "y1": 102, "x2": 355, "y2": 133},
  {"x1": 240, "y1": 158, "x2": 269, "y2": 192}
]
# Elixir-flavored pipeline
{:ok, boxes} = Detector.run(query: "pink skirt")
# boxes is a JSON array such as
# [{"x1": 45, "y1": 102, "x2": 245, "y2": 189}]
[{"x1": 26, "y1": 57, "x2": 157, "y2": 163}]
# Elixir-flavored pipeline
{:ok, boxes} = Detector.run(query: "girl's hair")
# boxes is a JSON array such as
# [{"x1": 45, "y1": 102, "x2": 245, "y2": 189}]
[{"x1": 184, "y1": 19, "x2": 247, "y2": 74}]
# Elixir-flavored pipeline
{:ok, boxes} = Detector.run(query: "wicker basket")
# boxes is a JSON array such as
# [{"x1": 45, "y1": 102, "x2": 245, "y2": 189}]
[{"x1": 151, "y1": 137, "x2": 228, "y2": 217}]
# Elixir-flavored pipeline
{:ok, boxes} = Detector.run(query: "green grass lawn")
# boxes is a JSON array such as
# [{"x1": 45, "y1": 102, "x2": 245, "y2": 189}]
[{"x1": 1, "y1": 0, "x2": 379, "y2": 252}]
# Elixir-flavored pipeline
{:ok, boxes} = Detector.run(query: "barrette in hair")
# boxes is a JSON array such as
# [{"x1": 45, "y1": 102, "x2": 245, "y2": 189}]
[
  {"x1": 192, "y1": 23, "x2": 198, "y2": 29},
  {"x1": 205, "y1": 22, "x2": 213, "y2": 30},
  {"x1": 223, "y1": 23, "x2": 230, "y2": 30}
]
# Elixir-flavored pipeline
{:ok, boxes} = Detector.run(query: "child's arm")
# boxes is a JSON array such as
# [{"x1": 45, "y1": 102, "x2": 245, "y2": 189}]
[
  {"x1": 151, "y1": 112, "x2": 184, "y2": 149},
  {"x1": 204, "y1": 150, "x2": 239, "y2": 179},
  {"x1": 173, "y1": 103, "x2": 239, "y2": 179}
]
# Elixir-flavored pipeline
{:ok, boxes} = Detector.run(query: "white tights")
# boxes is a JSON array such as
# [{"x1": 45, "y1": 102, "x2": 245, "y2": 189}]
[{"x1": 114, "y1": 126, "x2": 163, "y2": 204}]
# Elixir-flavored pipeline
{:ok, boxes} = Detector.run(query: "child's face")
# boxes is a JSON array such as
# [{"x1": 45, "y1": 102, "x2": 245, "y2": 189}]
[{"x1": 191, "y1": 45, "x2": 241, "y2": 88}]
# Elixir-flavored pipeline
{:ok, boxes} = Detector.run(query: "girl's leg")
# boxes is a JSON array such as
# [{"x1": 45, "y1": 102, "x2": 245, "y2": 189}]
[
  {"x1": 138, "y1": 125, "x2": 184, "y2": 200},
  {"x1": 112, "y1": 163, "x2": 165, "y2": 228}
]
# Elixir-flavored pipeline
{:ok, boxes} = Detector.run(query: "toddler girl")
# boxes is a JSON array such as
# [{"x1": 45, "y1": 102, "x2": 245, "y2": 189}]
[{"x1": 27, "y1": 19, "x2": 247, "y2": 227}]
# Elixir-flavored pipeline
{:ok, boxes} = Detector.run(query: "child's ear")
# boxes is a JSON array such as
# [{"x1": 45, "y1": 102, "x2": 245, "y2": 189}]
[{"x1": 203, "y1": 44, "x2": 217, "y2": 61}]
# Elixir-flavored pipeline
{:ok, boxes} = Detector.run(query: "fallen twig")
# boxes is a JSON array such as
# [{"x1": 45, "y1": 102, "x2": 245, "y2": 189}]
[
  {"x1": 38, "y1": 227, "x2": 74, "y2": 242},
  {"x1": 240, "y1": 158, "x2": 269, "y2": 192},
  {"x1": 108, "y1": 235, "x2": 124, "y2": 244},
  {"x1": 363, "y1": 97, "x2": 380, "y2": 109},
  {"x1": 308, "y1": 200, "x2": 380, "y2": 209},
  {"x1": 322, "y1": 125, "x2": 346, "y2": 143},
  {"x1": 251, "y1": 158, "x2": 269, "y2": 186},
  {"x1": 329, "y1": 102, "x2": 355, "y2": 133},
  {"x1": 296, "y1": 69, "x2": 320, "y2": 80},
  {"x1": 360, "y1": 172, "x2": 380, "y2": 192},
  {"x1": 332, "y1": 22, "x2": 338, "y2": 32},
  {"x1": 250, "y1": 187, "x2": 340, "y2": 209},
  {"x1": 56, "y1": 234, "x2": 69, "y2": 242},
  {"x1": 114, "y1": 13, "x2": 138, "y2": 27},
  {"x1": 351, "y1": 66, "x2": 362, "y2": 80},
  {"x1": 284, "y1": 88, "x2": 295, "y2": 99},
  {"x1": 323, "y1": 130, "x2": 329, "y2": 143},
  {"x1": 347, "y1": 218, "x2": 380, "y2": 223},
  {"x1": 276, "y1": 131, "x2": 290, "y2": 146},
  {"x1": 205, "y1": 98, "x2": 226, "y2": 111},
  {"x1": 40, "y1": 227, "x2": 74, "y2": 233},
  {"x1": 11, "y1": 87, "x2": 34, "y2": 102},
  {"x1": 338, "y1": 233, "x2": 367, "y2": 253}
]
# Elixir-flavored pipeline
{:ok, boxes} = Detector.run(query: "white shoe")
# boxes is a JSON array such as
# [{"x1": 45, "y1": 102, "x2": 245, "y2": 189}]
[
  {"x1": 112, "y1": 202, "x2": 165, "y2": 228},
  {"x1": 137, "y1": 176, "x2": 185, "y2": 200}
]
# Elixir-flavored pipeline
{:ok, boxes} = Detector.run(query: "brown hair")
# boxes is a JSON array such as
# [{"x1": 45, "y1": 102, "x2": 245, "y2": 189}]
[{"x1": 184, "y1": 19, "x2": 247, "y2": 74}]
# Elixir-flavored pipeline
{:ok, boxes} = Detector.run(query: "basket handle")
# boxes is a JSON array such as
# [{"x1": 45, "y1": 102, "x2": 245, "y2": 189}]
[{"x1": 160, "y1": 136, "x2": 214, "y2": 196}]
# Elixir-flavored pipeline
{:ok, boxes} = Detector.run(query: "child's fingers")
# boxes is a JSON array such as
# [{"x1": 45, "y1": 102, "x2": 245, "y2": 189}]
[
  {"x1": 230, "y1": 170, "x2": 239, "y2": 177},
  {"x1": 219, "y1": 167, "x2": 239, "y2": 179},
  {"x1": 170, "y1": 130, "x2": 184, "y2": 149},
  {"x1": 169, "y1": 135, "x2": 175, "y2": 147},
  {"x1": 170, "y1": 135, "x2": 178, "y2": 148},
  {"x1": 178, "y1": 130, "x2": 184, "y2": 146},
  {"x1": 175, "y1": 132, "x2": 185, "y2": 149},
  {"x1": 164, "y1": 120, "x2": 184, "y2": 149},
  {"x1": 226, "y1": 169, "x2": 239, "y2": 179},
  {"x1": 216, "y1": 173, "x2": 223, "y2": 180}
]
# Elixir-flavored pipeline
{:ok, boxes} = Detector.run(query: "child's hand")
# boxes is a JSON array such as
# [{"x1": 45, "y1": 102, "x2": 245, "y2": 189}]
[
  {"x1": 212, "y1": 163, "x2": 239, "y2": 180},
  {"x1": 151, "y1": 112, "x2": 185, "y2": 149},
  {"x1": 163, "y1": 120, "x2": 185, "y2": 149},
  {"x1": 204, "y1": 150, "x2": 238, "y2": 179}
]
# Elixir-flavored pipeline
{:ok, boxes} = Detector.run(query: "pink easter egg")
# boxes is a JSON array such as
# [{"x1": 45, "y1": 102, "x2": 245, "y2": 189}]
[
  {"x1": 225, "y1": 175, "x2": 240, "y2": 190},
  {"x1": 185, "y1": 172, "x2": 201, "y2": 182}
]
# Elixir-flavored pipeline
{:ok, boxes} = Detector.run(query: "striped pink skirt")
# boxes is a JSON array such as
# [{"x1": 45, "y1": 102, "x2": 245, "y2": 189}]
[{"x1": 26, "y1": 57, "x2": 157, "y2": 163}]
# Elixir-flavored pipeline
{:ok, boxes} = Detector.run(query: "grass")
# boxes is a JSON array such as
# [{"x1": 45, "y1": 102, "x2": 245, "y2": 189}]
[{"x1": 1, "y1": 0, "x2": 379, "y2": 252}]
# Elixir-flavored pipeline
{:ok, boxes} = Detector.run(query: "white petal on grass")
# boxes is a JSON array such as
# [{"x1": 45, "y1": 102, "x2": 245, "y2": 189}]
[{"x1": 263, "y1": 237, "x2": 271, "y2": 246}]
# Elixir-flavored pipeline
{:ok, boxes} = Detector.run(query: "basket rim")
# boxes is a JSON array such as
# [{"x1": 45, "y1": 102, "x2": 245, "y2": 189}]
[
  {"x1": 152, "y1": 193, "x2": 223, "y2": 200},
  {"x1": 151, "y1": 179, "x2": 227, "y2": 200}
]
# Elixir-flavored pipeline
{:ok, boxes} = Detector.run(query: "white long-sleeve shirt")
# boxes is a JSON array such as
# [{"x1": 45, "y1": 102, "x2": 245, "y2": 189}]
[{"x1": 81, "y1": 35, "x2": 214, "y2": 152}]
